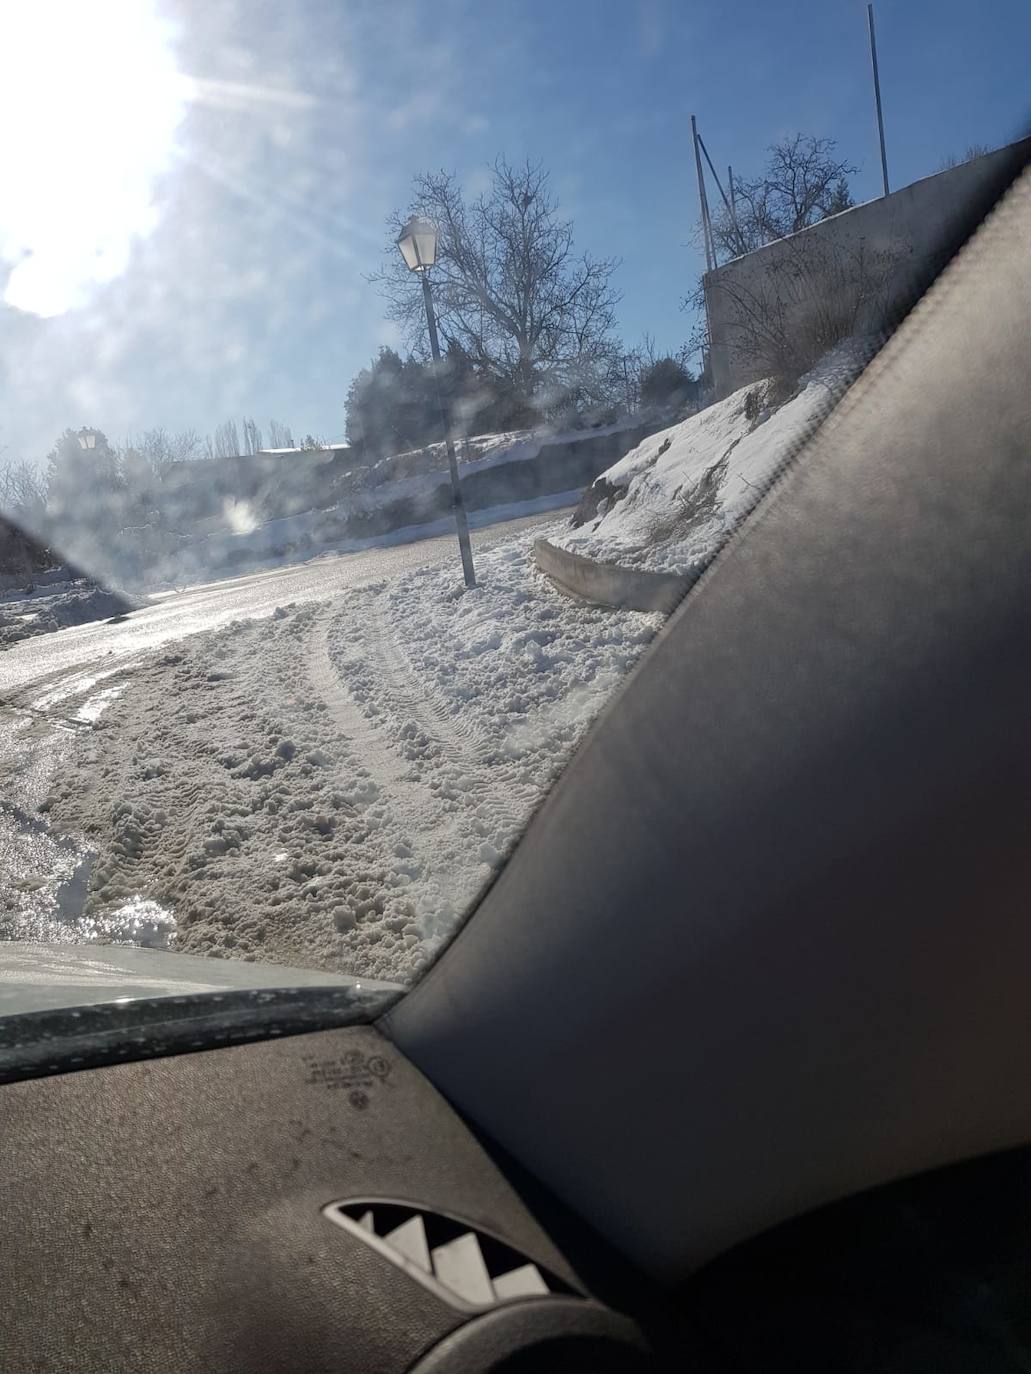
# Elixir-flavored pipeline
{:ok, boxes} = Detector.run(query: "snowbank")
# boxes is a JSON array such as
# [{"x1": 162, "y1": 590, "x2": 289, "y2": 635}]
[
  {"x1": 46, "y1": 524, "x2": 661, "y2": 983},
  {"x1": 557, "y1": 348, "x2": 861, "y2": 576},
  {"x1": 0, "y1": 581, "x2": 137, "y2": 647}
]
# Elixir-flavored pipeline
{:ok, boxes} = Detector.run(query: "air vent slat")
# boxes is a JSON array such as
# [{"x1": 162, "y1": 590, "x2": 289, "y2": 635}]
[
  {"x1": 383, "y1": 1215, "x2": 432, "y2": 1273},
  {"x1": 323, "y1": 1199, "x2": 579, "y2": 1312},
  {"x1": 492, "y1": 1263, "x2": 550, "y2": 1300},
  {"x1": 430, "y1": 1232, "x2": 495, "y2": 1307}
]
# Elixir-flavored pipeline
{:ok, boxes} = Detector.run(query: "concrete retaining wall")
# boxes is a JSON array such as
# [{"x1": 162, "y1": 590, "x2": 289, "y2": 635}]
[
  {"x1": 534, "y1": 537, "x2": 688, "y2": 615},
  {"x1": 706, "y1": 138, "x2": 1031, "y2": 397}
]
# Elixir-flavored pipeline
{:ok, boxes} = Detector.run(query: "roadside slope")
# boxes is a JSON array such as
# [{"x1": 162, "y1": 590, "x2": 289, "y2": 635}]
[{"x1": 556, "y1": 346, "x2": 862, "y2": 576}]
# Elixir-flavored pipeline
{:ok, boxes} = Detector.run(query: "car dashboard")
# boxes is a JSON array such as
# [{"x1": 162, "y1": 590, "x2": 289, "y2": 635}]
[{"x1": 0, "y1": 1003, "x2": 651, "y2": 1373}]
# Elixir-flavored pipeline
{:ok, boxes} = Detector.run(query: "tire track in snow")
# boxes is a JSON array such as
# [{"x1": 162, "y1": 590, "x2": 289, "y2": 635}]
[
  {"x1": 307, "y1": 608, "x2": 460, "y2": 900},
  {"x1": 366, "y1": 591, "x2": 500, "y2": 772},
  {"x1": 0, "y1": 662, "x2": 137, "y2": 733},
  {"x1": 311, "y1": 600, "x2": 526, "y2": 841},
  {"x1": 364, "y1": 592, "x2": 526, "y2": 832},
  {"x1": 307, "y1": 611, "x2": 410, "y2": 791},
  {"x1": 306, "y1": 608, "x2": 501, "y2": 950}
]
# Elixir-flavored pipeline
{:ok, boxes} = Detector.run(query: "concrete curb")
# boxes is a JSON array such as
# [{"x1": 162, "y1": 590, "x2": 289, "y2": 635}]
[{"x1": 533, "y1": 538, "x2": 688, "y2": 615}]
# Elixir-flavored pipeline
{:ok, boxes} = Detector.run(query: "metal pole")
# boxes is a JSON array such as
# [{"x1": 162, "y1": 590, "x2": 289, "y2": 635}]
[
  {"x1": 698, "y1": 133, "x2": 747, "y2": 257},
  {"x1": 691, "y1": 115, "x2": 715, "y2": 274},
  {"x1": 420, "y1": 271, "x2": 476, "y2": 587},
  {"x1": 867, "y1": 3, "x2": 890, "y2": 197}
]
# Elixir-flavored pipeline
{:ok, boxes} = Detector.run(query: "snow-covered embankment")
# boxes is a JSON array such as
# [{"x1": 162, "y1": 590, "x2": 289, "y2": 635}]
[{"x1": 556, "y1": 349, "x2": 861, "y2": 577}]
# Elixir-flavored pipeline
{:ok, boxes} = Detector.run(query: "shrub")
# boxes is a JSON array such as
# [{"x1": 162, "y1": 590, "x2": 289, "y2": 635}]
[
  {"x1": 640, "y1": 358, "x2": 698, "y2": 412},
  {"x1": 710, "y1": 232, "x2": 908, "y2": 390}
]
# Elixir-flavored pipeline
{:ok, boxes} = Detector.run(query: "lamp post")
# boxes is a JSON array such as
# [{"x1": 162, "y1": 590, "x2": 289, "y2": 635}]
[{"x1": 396, "y1": 215, "x2": 476, "y2": 588}]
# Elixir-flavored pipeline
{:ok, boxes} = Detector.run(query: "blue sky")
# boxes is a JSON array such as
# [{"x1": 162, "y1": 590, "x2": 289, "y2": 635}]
[{"x1": 1, "y1": 0, "x2": 1028, "y2": 462}]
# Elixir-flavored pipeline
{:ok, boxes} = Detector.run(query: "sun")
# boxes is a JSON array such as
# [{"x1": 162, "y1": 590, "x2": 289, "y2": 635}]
[{"x1": 0, "y1": 0, "x2": 187, "y2": 317}]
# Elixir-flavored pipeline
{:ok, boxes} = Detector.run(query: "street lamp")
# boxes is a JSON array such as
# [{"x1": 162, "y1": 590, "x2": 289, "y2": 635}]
[
  {"x1": 396, "y1": 215, "x2": 476, "y2": 588},
  {"x1": 78, "y1": 430, "x2": 97, "y2": 450}
]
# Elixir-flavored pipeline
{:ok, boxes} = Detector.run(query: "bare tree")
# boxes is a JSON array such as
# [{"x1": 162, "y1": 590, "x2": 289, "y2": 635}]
[
  {"x1": 937, "y1": 143, "x2": 993, "y2": 172},
  {"x1": 125, "y1": 427, "x2": 203, "y2": 474},
  {"x1": 616, "y1": 349, "x2": 642, "y2": 415},
  {"x1": 371, "y1": 158, "x2": 621, "y2": 416},
  {"x1": 0, "y1": 458, "x2": 47, "y2": 525},
  {"x1": 242, "y1": 417, "x2": 263, "y2": 455},
  {"x1": 212, "y1": 420, "x2": 241, "y2": 459},
  {"x1": 710, "y1": 135, "x2": 856, "y2": 263},
  {"x1": 615, "y1": 335, "x2": 658, "y2": 414},
  {"x1": 138, "y1": 428, "x2": 173, "y2": 470},
  {"x1": 171, "y1": 428, "x2": 202, "y2": 461},
  {"x1": 267, "y1": 419, "x2": 295, "y2": 448}
]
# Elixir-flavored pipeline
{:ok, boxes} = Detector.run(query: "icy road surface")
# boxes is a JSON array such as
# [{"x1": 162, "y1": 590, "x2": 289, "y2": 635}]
[
  {"x1": 2, "y1": 518, "x2": 550, "y2": 701},
  {"x1": 2, "y1": 512, "x2": 663, "y2": 983}
]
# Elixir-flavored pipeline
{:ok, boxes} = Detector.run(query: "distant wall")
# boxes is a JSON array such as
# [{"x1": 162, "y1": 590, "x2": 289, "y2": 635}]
[
  {"x1": 158, "y1": 421, "x2": 671, "y2": 578},
  {"x1": 161, "y1": 449, "x2": 341, "y2": 523},
  {"x1": 338, "y1": 424, "x2": 657, "y2": 540},
  {"x1": 169, "y1": 419, "x2": 677, "y2": 578},
  {"x1": 705, "y1": 138, "x2": 1031, "y2": 397},
  {"x1": 157, "y1": 425, "x2": 658, "y2": 534}
]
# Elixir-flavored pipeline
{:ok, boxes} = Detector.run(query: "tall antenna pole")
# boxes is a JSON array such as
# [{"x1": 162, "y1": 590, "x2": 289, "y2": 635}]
[
  {"x1": 692, "y1": 114, "x2": 715, "y2": 273},
  {"x1": 867, "y1": 3, "x2": 890, "y2": 196}
]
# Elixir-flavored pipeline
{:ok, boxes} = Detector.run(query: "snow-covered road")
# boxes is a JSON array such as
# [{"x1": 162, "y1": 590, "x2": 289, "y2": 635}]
[
  {"x1": 1, "y1": 509, "x2": 662, "y2": 984},
  {"x1": 0, "y1": 512, "x2": 557, "y2": 703}
]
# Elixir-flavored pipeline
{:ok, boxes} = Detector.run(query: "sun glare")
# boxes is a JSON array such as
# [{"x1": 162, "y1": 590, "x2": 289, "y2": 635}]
[{"x1": 0, "y1": 0, "x2": 186, "y2": 317}]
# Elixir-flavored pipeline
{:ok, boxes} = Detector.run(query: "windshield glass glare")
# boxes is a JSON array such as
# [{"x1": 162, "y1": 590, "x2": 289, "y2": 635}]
[{"x1": 1, "y1": 0, "x2": 1026, "y2": 998}]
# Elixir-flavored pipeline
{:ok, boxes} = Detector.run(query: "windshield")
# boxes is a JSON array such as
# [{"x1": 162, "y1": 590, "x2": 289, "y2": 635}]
[{"x1": 1, "y1": 0, "x2": 1027, "y2": 1006}]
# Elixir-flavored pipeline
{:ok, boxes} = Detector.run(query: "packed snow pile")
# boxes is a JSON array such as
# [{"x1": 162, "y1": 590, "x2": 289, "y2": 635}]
[
  {"x1": 557, "y1": 347, "x2": 862, "y2": 577},
  {"x1": 45, "y1": 525, "x2": 660, "y2": 983},
  {"x1": 0, "y1": 579, "x2": 137, "y2": 647}
]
